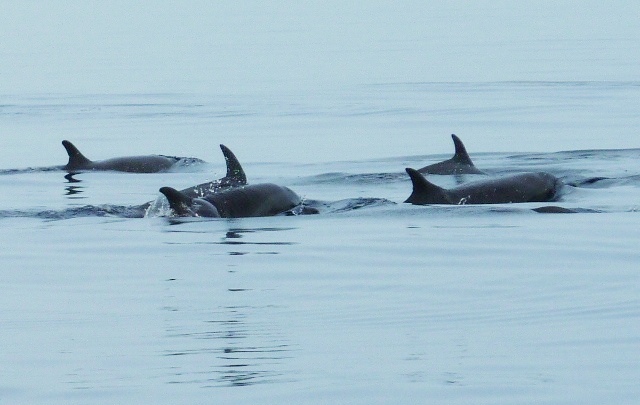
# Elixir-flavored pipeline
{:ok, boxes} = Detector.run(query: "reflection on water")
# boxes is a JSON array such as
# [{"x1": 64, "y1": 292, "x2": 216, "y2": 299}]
[
  {"x1": 64, "y1": 185, "x2": 84, "y2": 197},
  {"x1": 163, "y1": 302, "x2": 292, "y2": 388},
  {"x1": 224, "y1": 227, "x2": 296, "y2": 240},
  {"x1": 164, "y1": 226, "x2": 298, "y2": 256},
  {"x1": 64, "y1": 172, "x2": 85, "y2": 199},
  {"x1": 64, "y1": 172, "x2": 82, "y2": 183},
  {"x1": 222, "y1": 228, "x2": 297, "y2": 256},
  {"x1": 160, "y1": 226, "x2": 297, "y2": 387}
]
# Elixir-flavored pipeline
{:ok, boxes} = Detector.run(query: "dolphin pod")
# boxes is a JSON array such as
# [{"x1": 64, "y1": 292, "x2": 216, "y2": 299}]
[
  {"x1": 89, "y1": 134, "x2": 566, "y2": 217},
  {"x1": 4, "y1": 135, "x2": 573, "y2": 219},
  {"x1": 156, "y1": 134, "x2": 563, "y2": 218},
  {"x1": 62, "y1": 140, "x2": 203, "y2": 173}
]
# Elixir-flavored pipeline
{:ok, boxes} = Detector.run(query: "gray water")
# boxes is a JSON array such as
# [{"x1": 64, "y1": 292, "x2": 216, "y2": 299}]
[{"x1": 2, "y1": 3, "x2": 640, "y2": 404}]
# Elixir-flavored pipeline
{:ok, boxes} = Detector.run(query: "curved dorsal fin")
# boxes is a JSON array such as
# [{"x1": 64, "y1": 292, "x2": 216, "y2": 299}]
[
  {"x1": 160, "y1": 186, "x2": 221, "y2": 217},
  {"x1": 451, "y1": 134, "x2": 474, "y2": 164},
  {"x1": 404, "y1": 168, "x2": 448, "y2": 204},
  {"x1": 62, "y1": 140, "x2": 92, "y2": 169},
  {"x1": 159, "y1": 187, "x2": 194, "y2": 216},
  {"x1": 220, "y1": 144, "x2": 247, "y2": 185}
]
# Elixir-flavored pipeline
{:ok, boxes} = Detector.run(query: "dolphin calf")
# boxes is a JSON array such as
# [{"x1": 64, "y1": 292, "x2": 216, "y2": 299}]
[
  {"x1": 404, "y1": 168, "x2": 562, "y2": 205},
  {"x1": 159, "y1": 183, "x2": 306, "y2": 218},
  {"x1": 418, "y1": 134, "x2": 485, "y2": 175},
  {"x1": 62, "y1": 140, "x2": 202, "y2": 173}
]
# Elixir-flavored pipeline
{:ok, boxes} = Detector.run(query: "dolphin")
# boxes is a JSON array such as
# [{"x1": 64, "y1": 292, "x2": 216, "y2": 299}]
[
  {"x1": 62, "y1": 140, "x2": 202, "y2": 173},
  {"x1": 418, "y1": 134, "x2": 485, "y2": 175},
  {"x1": 404, "y1": 168, "x2": 562, "y2": 205},
  {"x1": 159, "y1": 183, "x2": 306, "y2": 218},
  {"x1": 127, "y1": 144, "x2": 246, "y2": 217}
]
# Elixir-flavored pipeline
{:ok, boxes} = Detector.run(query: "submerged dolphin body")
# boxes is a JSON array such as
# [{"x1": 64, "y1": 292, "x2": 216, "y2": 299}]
[
  {"x1": 404, "y1": 168, "x2": 562, "y2": 205},
  {"x1": 418, "y1": 134, "x2": 485, "y2": 175},
  {"x1": 62, "y1": 140, "x2": 201, "y2": 173},
  {"x1": 159, "y1": 183, "x2": 307, "y2": 218}
]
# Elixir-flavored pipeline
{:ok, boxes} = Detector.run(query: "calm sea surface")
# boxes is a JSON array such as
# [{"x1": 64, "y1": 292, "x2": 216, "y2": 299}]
[{"x1": 1, "y1": 3, "x2": 639, "y2": 404}]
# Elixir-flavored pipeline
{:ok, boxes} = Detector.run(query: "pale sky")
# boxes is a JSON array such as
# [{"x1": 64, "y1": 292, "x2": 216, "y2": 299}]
[{"x1": 1, "y1": 1, "x2": 638, "y2": 95}]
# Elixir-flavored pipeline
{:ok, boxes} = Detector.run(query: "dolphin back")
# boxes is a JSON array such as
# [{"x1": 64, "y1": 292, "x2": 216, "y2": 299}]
[
  {"x1": 206, "y1": 184, "x2": 302, "y2": 218},
  {"x1": 412, "y1": 172, "x2": 563, "y2": 205},
  {"x1": 62, "y1": 140, "x2": 181, "y2": 173},
  {"x1": 92, "y1": 155, "x2": 179, "y2": 173},
  {"x1": 449, "y1": 172, "x2": 561, "y2": 204}
]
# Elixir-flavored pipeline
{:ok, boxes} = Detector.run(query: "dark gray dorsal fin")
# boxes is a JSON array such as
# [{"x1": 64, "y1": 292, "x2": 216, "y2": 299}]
[
  {"x1": 220, "y1": 144, "x2": 247, "y2": 185},
  {"x1": 62, "y1": 140, "x2": 92, "y2": 169},
  {"x1": 404, "y1": 168, "x2": 448, "y2": 204},
  {"x1": 159, "y1": 187, "x2": 194, "y2": 216},
  {"x1": 451, "y1": 134, "x2": 474, "y2": 164}
]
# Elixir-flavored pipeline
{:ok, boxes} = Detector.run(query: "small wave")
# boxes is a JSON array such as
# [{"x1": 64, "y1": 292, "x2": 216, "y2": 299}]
[
  {"x1": 161, "y1": 156, "x2": 208, "y2": 171},
  {"x1": 144, "y1": 196, "x2": 172, "y2": 218},
  {"x1": 0, "y1": 166, "x2": 63, "y2": 175},
  {"x1": 0, "y1": 205, "x2": 147, "y2": 220},
  {"x1": 298, "y1": 172, "x2": 406, "y2": 185},
  {"x1": 307, "y1": 197, "x2": 397, "y2": 214},
  {"x1": 567, "y1": 174, "x2": 640, "y2": 189}
]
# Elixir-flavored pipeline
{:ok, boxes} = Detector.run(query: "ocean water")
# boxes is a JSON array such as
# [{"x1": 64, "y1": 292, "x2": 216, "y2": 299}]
[{"x1": 2, "y1": 3, "x2": 640, "y2": 405}]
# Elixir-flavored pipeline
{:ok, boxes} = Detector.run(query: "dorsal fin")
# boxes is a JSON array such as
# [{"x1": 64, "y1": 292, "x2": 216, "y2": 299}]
[
  {"x1": 62, "y1": 140, "x2": 92, "y2": 169},
  {"x1": 219, "y1": 144, "x2": 247, "y2": 185},
  {"x1": 160, "y1": 186, "x2": 221, "y2": 217},
  {"x1": 159, "y1": 187, "x2": 194, "y2": 216},
  {"x1": 451, "y1": 134, "x2": 474, "y2": 164},
  {"x1": 404, "y1": 168, "x2": 449, "y2": 204}
]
